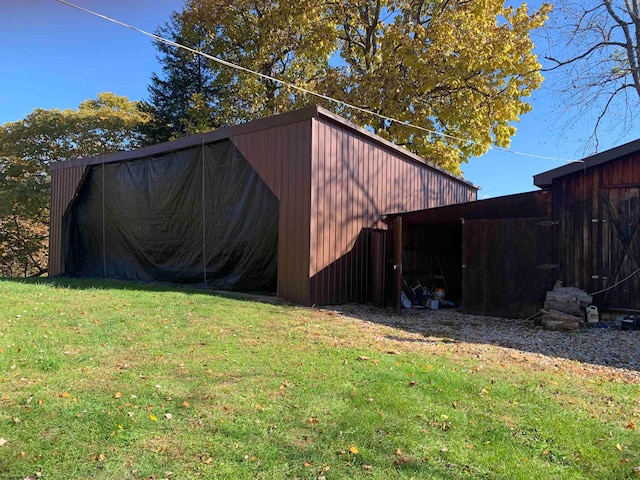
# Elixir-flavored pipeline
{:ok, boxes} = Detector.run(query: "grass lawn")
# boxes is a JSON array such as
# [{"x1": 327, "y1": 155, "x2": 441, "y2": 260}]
[{"x1": 0, "y1": 278, "x2": 638, "y2": 479}]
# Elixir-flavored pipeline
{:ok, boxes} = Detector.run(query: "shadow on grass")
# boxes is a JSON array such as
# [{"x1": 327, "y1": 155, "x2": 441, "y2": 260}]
[
  {"x1": 326, "y1": 303, "x2": 640, "y2": 374},
  {"x1": 0, "y1": 275, "x2": 284, "y2": 307},
  {"x1": 4, "y1": 276, "x2": 638, "y2": 375}
]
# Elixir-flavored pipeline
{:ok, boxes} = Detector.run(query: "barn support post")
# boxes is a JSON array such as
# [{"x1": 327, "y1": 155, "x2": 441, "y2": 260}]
[
  {"x1": 393, "y1": 216, "x2": 403, "y2": 314},
  {"x1": 201, "y1": 139, "x2": 207, "y2": 286}
]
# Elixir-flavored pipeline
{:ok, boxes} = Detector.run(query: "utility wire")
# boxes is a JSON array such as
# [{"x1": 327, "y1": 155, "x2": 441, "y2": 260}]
[{"x1": 55, "y1": 0, "x2": 579, "y2": 163}]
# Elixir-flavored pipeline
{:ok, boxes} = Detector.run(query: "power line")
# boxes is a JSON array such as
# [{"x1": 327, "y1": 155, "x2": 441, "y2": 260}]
[{"x1": 54, "y1": 0, "x2": 579, "y2": 163}]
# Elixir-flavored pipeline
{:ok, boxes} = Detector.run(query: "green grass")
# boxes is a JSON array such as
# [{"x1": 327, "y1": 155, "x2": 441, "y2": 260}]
[{"x1": 0, "y1": 278, "x2": 638, "y2": 479}]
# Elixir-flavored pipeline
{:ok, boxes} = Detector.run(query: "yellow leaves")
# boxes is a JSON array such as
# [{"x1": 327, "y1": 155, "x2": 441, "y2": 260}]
[
  {"x1": 308, "y1": 417, "x2": 319, "y2": 424},
  {"x1": 627, "y1": 421, "x2": 636, "y2": 430},
  {"x1": 60, "y1": 392, "x2": 71, "y2": 398},
  {"x1": 114, "y1": 392, "x2": 122, "y2": 399},
  {"x1": 149, "y1": 413, "x2": 158, "y2": 422},
  {"x1": 349, "y1": 446, "x2": 359, "y2": 455}
]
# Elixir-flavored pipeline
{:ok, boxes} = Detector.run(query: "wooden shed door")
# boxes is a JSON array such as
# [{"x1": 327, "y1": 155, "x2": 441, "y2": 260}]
[
  {"x1": 599, "y1": 187, "x2": 640, "y2": 309},
  {"x1": 462, "y1": 217, "x2": 557, "y2": 319}
]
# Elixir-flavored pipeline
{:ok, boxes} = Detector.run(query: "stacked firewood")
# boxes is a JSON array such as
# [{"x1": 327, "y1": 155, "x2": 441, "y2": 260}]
[{"x1": 539, "y1": 282, "x2": 592, "y2": 331}]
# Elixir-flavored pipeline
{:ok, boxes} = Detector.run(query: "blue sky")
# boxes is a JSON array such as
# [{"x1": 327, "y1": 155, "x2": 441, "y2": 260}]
[{"x1": 2, "y1": 0, "x2": 638, "y2": 198}]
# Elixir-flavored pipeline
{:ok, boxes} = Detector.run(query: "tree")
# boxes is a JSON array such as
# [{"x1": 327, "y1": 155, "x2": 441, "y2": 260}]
[
  {"x1": 328, "y1": 0, "x2": 552, "y2": 171},
  {"x1": 145, "y1": 0, "x2": 337, "y2": 139},
  {"x1": 141, "y1": 10, "x2": 221, "y2": 144},
  {"x1": 0, "y1": 93, "x2": 149, "y2": 277},
  {"x1": 149, "y1": 0, "x2": 550, "y2": 173},
  {"x1": 543, "y1": 0, "x2": 640, "y2": 150}
]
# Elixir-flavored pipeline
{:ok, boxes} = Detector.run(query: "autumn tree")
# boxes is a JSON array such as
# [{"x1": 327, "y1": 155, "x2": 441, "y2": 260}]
[
  {"x1": 149, "y1": 0, "x2": 550, "y2": 172},
  {"x1": 0, "y1": 93, "x2": 149, "y2": 277},
  {"x1": 543, "y1": 0, "x2": 640, "y2": 150},
  {"x1": 146, "y1": 0, "x2": 337, "y2": 135}
]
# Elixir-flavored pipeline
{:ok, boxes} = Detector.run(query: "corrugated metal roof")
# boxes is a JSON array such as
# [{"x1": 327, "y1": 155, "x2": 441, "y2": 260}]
[
  {"x1": 50, "y1": 105, "x2": 478, "y2": 190},
  {"x1": 533, "y1": 138, "x2": 640, "y2": 188}
]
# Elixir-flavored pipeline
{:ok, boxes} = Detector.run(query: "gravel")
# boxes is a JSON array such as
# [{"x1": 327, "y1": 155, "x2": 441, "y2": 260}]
[{"x1": 324, "y1": 304, "x2": 640, "y2": 384}]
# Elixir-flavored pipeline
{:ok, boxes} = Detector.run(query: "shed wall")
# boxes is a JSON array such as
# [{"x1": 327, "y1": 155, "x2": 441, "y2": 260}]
[
  {"x1": 309, "y1": 117, "x2": 476, "y2": 305},
  {"x1": 553, "y1": 152, "x2": 640, "y2": 310},
  {"x1": 49, "y1": 165, "x2": 86, "y2": 276},
  {"x1": 231, "y1": 120, "x2": 312, "y2": 305}
]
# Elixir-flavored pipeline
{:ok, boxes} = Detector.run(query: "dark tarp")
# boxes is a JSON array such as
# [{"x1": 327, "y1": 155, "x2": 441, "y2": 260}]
[{"x1": 63, "y1": 140, "x2": 279, "y2": 291}]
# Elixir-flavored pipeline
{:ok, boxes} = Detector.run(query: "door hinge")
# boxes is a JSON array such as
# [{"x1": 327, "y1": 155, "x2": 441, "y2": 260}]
[
  {"x1": 592, "y1": 219, "x2": 608, "y2": 223},
  {"x1": 591, "y1": 275, "x2": 608, "y2": 280}
]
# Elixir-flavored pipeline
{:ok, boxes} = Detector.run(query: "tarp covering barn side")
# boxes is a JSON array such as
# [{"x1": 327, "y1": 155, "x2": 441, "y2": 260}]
[{"x1": 62, "y1": 140, "x2": 279, "y2": 291}]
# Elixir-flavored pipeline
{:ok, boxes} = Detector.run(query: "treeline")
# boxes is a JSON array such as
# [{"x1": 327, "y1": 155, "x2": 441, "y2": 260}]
[{"x1": 0, "y1": 0, "x2": 550, "y2": 276}]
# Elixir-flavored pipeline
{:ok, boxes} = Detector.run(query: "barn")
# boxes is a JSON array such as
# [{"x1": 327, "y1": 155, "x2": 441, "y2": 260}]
[
  {"x1": 386, "y1": 138, "x2": 640, "y2": 318},
  {"x1": 49, "y1": 105, "x2": 477, "y2": 306},
  {"x1": 534, "y1": 138, "x2": 640, "y2": 313}
]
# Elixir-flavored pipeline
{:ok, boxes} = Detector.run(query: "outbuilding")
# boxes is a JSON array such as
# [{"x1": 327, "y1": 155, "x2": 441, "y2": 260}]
[
  {"x1": 49, "y1": 105, "x2": 477, "y2": 306},
  {"x1": 534, "y1": 139, "x2": 640, "y2": 313},
  {"x1": 387, "y1": 138, "x2": 640, "y2": 318}
]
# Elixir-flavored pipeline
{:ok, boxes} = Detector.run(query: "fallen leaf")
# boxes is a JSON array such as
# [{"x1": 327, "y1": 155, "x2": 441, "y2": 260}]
[
  {"x1": 114, "y1": 392, "x2": 122, "y2": 399},
  {"x1": 440, "y1": 446, "x2": 448, "y2": 452},
  {"x1": 60, "y1": 392, "x2": 71, "y2": 398},
  {"x1": 0, "y1": 438, "x2": 7, "y2": 446},
  {"x1": 308, "y1": 417, "x2": 319, "y2": 424},
  {"x1": 149, "y1": 414, "x2": 158, "y2": 422},
  {"x1": 627, "y1": 421, "x2": 636, "y2": 430},
  {"x1": 362, "y1": 464, "x2": 372, "y2": 470},
  {"x1": 182, "y1": 401, "x2": 190, "y2": 408},
  {"x1": 616, "y1": 444, "x2": 624, "y2": 451},
  {"x1": 357, "y1": 356, "x2": 370, "y2": 361},
  {"x1": 304, "y1": 461, "x2": 313, "y2": 467},
  {"x1": 165, "y1": 413, "x2": 173, "y2": 419},
  {"x1": 408, "y1": 381, "x2": 417, "y2": 386},
  {"x1": 349, "y1": 446, "x2": 359, "y2": 455}
]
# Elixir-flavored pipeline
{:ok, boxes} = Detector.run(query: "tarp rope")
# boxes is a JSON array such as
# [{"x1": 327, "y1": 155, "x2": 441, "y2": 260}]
[
  {"x1": 201, "y1": 140, "x2": 207, "y2": 286},
  {"x1": 102, "y1": 164, "x2": 107, "y2": 278},
  {"x1": 589, "y1": 265, "x2": 640, "y2": 296}
]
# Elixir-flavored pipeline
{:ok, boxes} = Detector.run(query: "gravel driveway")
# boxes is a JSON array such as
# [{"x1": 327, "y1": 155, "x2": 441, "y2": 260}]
[{"x1": 325, "y1": 304, "x2": 640, "y2": 383}]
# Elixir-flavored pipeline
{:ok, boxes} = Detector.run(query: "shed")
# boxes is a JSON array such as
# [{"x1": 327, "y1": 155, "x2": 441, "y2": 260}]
[
  {"x1": 534, "y1": 138, "x2": 640, "y2": 312},
  {"x1": 385, "y1": 190, "x2": 555, "y2": 318},
  {"x1": 49, "y1": 105, "x2": 477, "y2": 305}
]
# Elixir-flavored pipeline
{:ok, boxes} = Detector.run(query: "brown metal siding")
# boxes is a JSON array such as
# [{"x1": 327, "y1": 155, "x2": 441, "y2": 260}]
[
  {"x1": 48, "y1": 165, "x2": 86, "y2": 276},
  {"x1": 49, "y1": 106, "x2": 476, "y2": 307},
  {"x1": 231, "y1": 120, "x2": 312, "y2": 305},
  {"x1": 553, "y1": 152, "x2": 640, "y2": 310},
  {"x1": 309, "y1": 117, "x2": 476, "y2": 305}
]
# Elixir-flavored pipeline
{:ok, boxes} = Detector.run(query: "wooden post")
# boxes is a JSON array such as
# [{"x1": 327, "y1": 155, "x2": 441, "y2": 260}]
[{"x1": 393, "y1": 216, "x2": 403, "y2": 314}]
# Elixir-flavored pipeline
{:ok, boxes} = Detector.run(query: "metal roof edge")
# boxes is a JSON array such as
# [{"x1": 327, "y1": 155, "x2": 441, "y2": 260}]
[
  {"x1": 50, "y1": 104, "x2": 477, "y2": 191},
  {"x1": 383, "y1": 189, "x2": 543, "y2": 219},
  {"x1": 533, "y1": 137, "x2": 640, "y2": 188},
  {"x1": 313, "y1": 105, "x2": 479, "y2": 190},
  {"x1": 50, "y1": 105, "x2": 322, "y2": 172}
]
